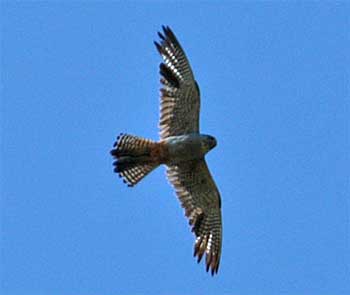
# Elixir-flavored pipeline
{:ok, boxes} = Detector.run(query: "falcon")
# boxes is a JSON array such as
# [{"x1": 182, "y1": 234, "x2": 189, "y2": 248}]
[{"x1": 110, "y1": 26, "x2": 222, "y2": 275}]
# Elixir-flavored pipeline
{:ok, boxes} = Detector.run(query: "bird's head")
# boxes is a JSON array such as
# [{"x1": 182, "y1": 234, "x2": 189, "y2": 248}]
[{"x1": 202, "y1": 135, "x2": 217, "y2": 153}]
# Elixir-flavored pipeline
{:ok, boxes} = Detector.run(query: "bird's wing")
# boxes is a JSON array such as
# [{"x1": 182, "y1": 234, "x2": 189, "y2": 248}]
[
  {"x1": 167, "y1": 159, "x2": 222, "y2": 275},
  {"x1": 154, "y1": 26, "x2": 200, "y2": 139}
]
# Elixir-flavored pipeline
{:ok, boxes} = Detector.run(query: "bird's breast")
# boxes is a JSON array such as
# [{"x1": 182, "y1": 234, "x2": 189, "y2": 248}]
[{"x1": 161, "y1": 134, "x2": 204, "y2": 164}]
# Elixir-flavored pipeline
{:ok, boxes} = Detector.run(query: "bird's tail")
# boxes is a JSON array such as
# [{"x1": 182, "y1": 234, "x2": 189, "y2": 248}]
[{"x1": 110, "y1": 133, "x2": 161, "y2": 186}]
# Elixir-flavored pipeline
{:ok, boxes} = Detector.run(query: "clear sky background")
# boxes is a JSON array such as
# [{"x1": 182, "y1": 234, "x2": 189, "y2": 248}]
[{"x1": 1, "y1": 2, "x2": 349, "y2": 295}]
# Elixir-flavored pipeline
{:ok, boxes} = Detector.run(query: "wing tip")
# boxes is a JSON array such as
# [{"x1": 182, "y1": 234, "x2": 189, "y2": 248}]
[
  {"x1": 192, "y1": 211, "x2": 221, "y2": 276},
  {"x1": 193, "y1": 245, "x2": 220, "y2": 276},
  {"x1": 156, "y1": 25, "x2": 180, "y2": 51},
  {"x1": 162, "y1": 25, "x2": 174, "y2": 39},
  {"x1": 154, "y1": 41, "x2": 161, "y2": 54}
]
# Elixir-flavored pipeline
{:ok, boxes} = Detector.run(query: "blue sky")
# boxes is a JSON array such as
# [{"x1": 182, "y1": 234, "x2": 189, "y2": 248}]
[{"x1": 1, "y1": 2, "x2": 349, "y2": 295}]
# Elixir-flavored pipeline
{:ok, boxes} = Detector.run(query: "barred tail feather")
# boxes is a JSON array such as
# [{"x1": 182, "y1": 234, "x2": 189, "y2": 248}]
[{"x1": 110, "y1": 134, "x2": 159, "y2": 186}]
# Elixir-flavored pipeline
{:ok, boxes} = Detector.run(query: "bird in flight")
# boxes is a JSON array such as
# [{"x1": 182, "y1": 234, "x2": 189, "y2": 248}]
[{"x1": 111, "y1": 26, "x2": 222, "y2": 275}]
